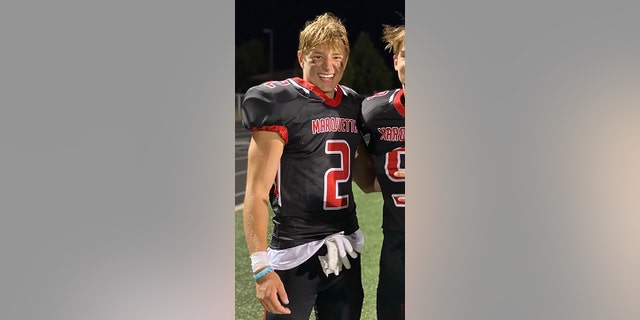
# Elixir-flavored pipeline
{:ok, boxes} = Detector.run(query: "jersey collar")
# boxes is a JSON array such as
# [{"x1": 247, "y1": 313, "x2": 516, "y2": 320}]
[
  {"x1": 393, "y1": 88, "x2": 405, "y2": 117},
  {"x1": 292, "y1": 77, "x2": 343, "y2": 107}
]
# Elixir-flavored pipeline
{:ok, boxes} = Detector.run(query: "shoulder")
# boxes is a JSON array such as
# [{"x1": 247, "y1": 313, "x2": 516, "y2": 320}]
[
  {"x1": 338, "y1": 84, "x2": 360, "y2": 98},
  {"x1": 244, "y1": 79, "x2": 304, "y2": 105},
  {"x1": 241, "y1": 79, "x2": 305, "y2": 130},
  {"x1": 242, "y1": 79, "x2": 307, "y2": 116},
  {"x1": 362, "y1": 89, "x2": 401, "y2": 121},
  {"x1": 338, "y1": 84, "x2": 365, "y2": 104},
  {"x1": 363, "y1": 89, "x2": 396, "y2": 110},
  {"x1": 363, "y1": 89, "x2": 400, "y2": 103}
]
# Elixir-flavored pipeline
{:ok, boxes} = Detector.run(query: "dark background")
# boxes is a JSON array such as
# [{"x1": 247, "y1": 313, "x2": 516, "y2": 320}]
[
  {"x1": 235, "y1": 0, "x2": 405, "y2": 74},
  {"x1": 4, "y1": 1, "x2": 640, "y2": 319}
]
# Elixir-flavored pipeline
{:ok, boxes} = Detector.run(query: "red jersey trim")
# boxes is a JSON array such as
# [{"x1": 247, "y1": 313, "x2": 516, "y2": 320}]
[
  {"x1": 393, "y1": 89, "x2": 405, "y2": 117},
  {"x1": 292, "y1": 77, "x2": 343, "y2": 107},
  {"x1": 251, "y1": 125, "x2": 289, "y2": 144}
]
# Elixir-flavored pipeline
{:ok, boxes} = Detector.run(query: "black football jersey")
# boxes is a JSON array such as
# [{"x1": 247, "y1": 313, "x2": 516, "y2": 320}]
[
  {"x1": 242, "y1": 77, "x2": 364, "y2": 249},
  {"x1": 361, "y1": 89, "x2": 405, "y2": 232}
]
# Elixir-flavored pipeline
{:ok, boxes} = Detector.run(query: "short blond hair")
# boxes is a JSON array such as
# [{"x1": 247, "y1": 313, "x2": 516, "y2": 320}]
[
  {"x1": 382, "y1": 24, "x2": 405, "y2": 56},
  {"x1": 298, "y1": 13, "x2": 350, "y2": 57}
]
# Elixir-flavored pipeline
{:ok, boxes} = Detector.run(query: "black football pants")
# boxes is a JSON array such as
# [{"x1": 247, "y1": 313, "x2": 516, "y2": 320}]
[
  {"x1": 265, "y1": 247, "x2": 363, "y2": 320},
  {"x1": 376, "y1": 231, "x2": 405, "y2": 320}
]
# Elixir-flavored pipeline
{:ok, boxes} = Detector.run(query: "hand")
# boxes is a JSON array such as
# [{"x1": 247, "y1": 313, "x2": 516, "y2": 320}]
[
  {"x1": 255, "y1": 269, "x2": 291, "y2": 315},
  {"x1": 393, "y1": 170, "x2": 405, "y2": 179},
  {"x1": 394, "y1": 170, "x2": 405, "y2": 203}
]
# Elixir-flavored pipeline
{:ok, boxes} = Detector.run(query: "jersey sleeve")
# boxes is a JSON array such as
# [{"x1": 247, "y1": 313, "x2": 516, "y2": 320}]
[
  {"x1": 361, "y1": 92, "x2": 384, "y2": 128},
  {"x1": 361, "y1": 91, "x2": 389, "y2": 148},
  {"x1": 241, "y1": 84, "x2": 289, "y2": 142},
  {"x1": 339, "y1": 85, "x2": 366, "y2": 133}
]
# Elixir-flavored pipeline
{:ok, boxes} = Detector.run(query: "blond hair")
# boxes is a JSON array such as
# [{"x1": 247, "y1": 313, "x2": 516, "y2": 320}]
[
  {"x1": 298, "y1": 13, "x2": 350, "y2": 57},
  {"x1": 382, "y1": 24, "x2": 405, "y2": 56}
]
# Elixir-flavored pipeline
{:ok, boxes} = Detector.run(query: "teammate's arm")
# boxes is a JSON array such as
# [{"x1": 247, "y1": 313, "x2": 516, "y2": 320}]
[
  {"x1": 352, "y1": 139, "x2": 380, "y2": 193},
  {"x1": 394, "y1": 170, "x2": 405, "y2": 202},
  {"x1": 243, "y1": 130, "x2": 291, "y2": 315}
]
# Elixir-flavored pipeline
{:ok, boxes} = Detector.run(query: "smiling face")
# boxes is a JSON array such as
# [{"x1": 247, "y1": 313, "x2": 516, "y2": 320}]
[
  {"x1": 296, "y1": 13, "x2": 350, "y2": 99},
  {"x1": 298, "y1": 43, "x2": 347, "y2": 98}
]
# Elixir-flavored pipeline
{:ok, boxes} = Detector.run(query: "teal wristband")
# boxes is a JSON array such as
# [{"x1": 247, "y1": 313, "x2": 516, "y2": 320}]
[{"x1": 252, "y1": 265, "x2": 274, "y2": 281}]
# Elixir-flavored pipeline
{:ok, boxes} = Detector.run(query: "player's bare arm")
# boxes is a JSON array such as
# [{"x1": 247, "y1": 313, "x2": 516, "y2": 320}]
[
  {"x1": 352, "y1": 140, "x2": 380, "y2": 193},
  {"x1": 243, "y1": 130, "x2": 284, "y2": 254},
  {"x1": 243, "y1": 130, "x2": 291, "y2": 315}
]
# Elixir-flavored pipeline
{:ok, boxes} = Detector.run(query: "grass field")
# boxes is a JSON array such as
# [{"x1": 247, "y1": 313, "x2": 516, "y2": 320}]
[{"x1": 235, "y1": 184, "x2": 384, "y2": 320}]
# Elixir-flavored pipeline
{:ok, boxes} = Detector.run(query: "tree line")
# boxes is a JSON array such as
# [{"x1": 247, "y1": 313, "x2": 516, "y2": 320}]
[{"x1": 236, "y1": 32, "x2": 396, "y2": 96}]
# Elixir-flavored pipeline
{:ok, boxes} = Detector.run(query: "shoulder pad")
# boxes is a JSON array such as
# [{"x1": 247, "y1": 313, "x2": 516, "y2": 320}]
[{"x1": 241, "y1": 80, "x2": 301, "y2": 130}]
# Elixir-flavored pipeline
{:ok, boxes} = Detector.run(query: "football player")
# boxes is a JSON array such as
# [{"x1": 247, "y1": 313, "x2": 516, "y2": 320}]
[
  {"x1": 241, "y1": 12, "x2": 370, "y2": 320},
  {"x1": 360, "y1": 22, "x2": 406, "y2": 320}
]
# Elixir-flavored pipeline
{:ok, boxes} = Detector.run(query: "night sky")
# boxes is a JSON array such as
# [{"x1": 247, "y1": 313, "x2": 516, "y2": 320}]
[{"x1": 235, "y1": 0, "x2": 405, "y2": 71}]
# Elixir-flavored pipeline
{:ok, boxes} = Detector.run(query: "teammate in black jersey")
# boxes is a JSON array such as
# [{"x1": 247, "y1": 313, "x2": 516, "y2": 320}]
[
  {"x1": 360, "y1": 23, "x2": 406, "y2": 320},
  {"x1": 241, "y1": 13, "x2": 371, "y2": 320}
]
